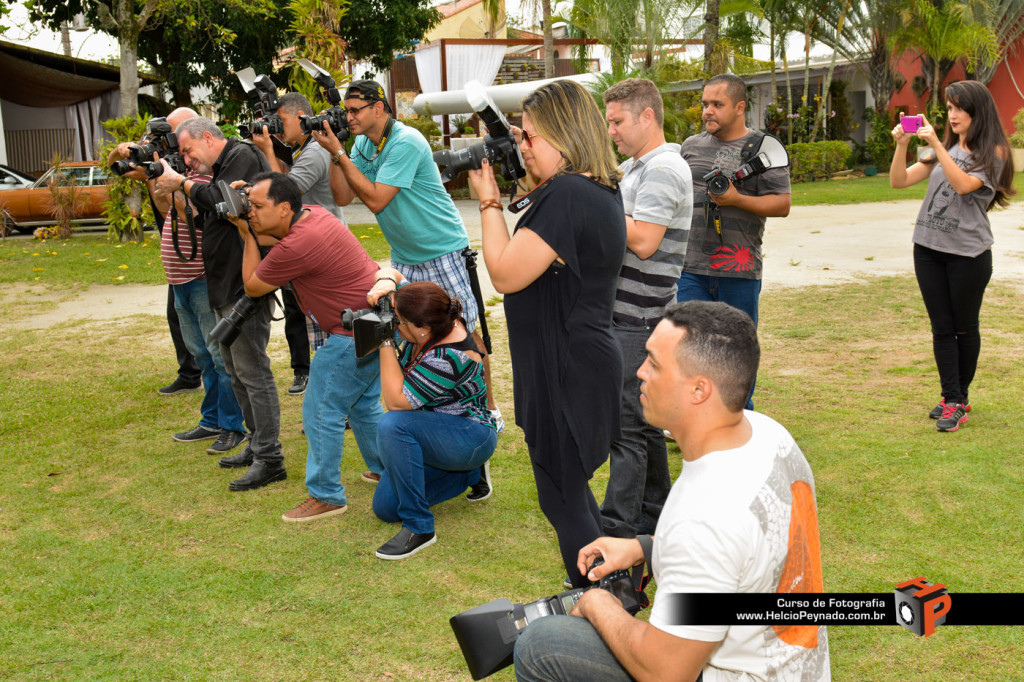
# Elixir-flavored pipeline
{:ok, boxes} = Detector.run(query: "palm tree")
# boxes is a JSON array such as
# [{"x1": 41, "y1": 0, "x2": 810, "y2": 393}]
[
  {"x1": 520, "y1": 0, "x2": 556, "y2": 77},
  {"x1": 973, "y1": 0, "x2": 1024, "y2": 83},
  {"x1": 891, "y1": 0, "x2": 999, "y2": 110}
]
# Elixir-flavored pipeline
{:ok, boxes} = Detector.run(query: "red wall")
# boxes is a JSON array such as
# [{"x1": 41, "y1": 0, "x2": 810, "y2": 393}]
[{"x1": 889, "y1": 45, "x2": 1024, "y2": 136}]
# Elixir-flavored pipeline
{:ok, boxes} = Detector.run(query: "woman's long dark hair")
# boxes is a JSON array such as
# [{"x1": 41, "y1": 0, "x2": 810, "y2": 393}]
[
  {"x1": 932, "y1": 80, "x2": 1016, "y2": 209},
  {"x1": 394, "y1": 281, "x2": 463, "y2": 340}
]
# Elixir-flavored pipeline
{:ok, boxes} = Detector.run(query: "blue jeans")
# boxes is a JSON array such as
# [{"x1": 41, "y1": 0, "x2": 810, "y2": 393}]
[
  {"x1": 514, "y1": 615, "x2": 634, "y2": 682},
  {"x1": 601, "y1": 322, "x2": 670, "y2": 538},
  {"x1": 172, "y1": 278, "x2": 243, "y2": 433},
  {"x1": 372, "y1": 410, "x2": 496, "y2": 535},
  {"x1": 216, "y1": 298, "x2": 281, "y2": 464},
  {"x1": 676, "y1": 272, "x2": 762, "y2": 410},
  {"x1": 303, "y1": 332, "x2": 384, "y2": 507}
]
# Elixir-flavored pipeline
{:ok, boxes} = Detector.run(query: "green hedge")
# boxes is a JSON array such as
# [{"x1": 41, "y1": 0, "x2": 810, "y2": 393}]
[{"x1": 786, "y1": 141, "x2": 852, "y2": 182}]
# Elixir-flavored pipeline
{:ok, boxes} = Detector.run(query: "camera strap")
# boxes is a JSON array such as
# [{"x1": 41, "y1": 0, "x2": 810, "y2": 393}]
[
  {"x1": 367, "y1": 117, "x2": 396, "y2": 162},
  {"x1": 507, "y1": 174, "x2": 556, "y2": 214},
  {"x1": 170, "y1": 194, "x2": 198, "y2": 262},
  {"x1": 461, "y1": 247, "x2": 491, "y2": 355},
  {"x1": 701, "y1": 192, "x2": 725, "y2": 255}
]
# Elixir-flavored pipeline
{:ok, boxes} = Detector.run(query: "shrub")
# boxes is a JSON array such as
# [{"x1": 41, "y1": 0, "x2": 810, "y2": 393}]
[
  {"x1": 45, "y1": 153, "x2": 88, "y2": 239},
  {"x1": 786, "y1": 141, "x2": 852, "y2": 182},
  {"x1": 402, "y1": 116, "x2": 442, "y2": 151},
  {"x1": 1011, "y1": 108, "x2": 1024, "y2": 148},
  {"x1": 98, "y1": 115, "x2": 154, "y2": 242}
]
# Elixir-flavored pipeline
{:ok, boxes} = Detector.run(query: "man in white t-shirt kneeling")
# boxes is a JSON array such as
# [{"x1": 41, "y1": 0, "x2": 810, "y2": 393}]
[{"x1": 514, "y1": 300, "x2": 831, "y2": 682}]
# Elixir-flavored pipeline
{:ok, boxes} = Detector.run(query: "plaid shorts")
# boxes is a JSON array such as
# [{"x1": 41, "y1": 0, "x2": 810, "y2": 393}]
[
  {"x1": 394, "y1": 250, "x2": 479, "y2": 334},
  {"x1": 306, "y1": 318, "x2": 328, "y2": 351}
]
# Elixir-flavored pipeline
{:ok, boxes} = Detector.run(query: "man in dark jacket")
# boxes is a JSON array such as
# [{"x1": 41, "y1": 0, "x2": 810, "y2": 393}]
[{"x1": 154, "y1": 117, "x2": 284, "y2": 491}]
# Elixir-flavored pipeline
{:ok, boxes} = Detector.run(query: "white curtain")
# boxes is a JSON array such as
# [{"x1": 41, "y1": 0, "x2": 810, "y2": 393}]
[
  {"x1": 64, "y1": 94, "x2": 102, "y2": 162},
  {"x1": 414, "y1": 43, "x2": 506, "y2": 131}
]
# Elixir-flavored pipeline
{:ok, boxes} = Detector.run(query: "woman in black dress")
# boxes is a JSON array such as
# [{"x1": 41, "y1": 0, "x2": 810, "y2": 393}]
[{"x1": 468, "y1": 80, "x2": 627, "y2": 586}]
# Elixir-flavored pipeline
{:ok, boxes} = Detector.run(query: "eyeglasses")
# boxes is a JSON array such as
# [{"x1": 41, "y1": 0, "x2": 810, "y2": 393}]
[
  {"x1": 345, "y1": 102, "x2": 374, "y2": 117},
  {"x1": 520, "y1": 128, "x2": 536, "y2": 147}
]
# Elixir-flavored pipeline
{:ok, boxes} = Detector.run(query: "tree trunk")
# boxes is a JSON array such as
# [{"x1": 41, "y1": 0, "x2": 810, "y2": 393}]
[
  {"x1": 809, "y1": 0, "x2": 850, "y2": 142},
  {"x1": 703, "y1": 0, "x2": 720, "y2": 77},
  {"x1": 542, "y1": 0, "x2": 554, "y2": 78},
  {"x1": 116, "y1": 0, "x2": 142, "y2": 118},
  {"x1": 783, "y1": 49, "x2": 793, "y2": 144}
]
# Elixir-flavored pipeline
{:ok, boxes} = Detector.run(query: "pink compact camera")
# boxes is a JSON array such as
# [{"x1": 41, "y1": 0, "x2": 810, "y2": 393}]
[{"x1": 901, "y1": 115, "x2": 924, "y2": 133}]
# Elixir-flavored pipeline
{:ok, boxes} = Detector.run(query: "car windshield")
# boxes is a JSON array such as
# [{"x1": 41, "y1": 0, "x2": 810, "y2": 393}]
[{"x1": 31, "y1": 166, "x2": 98, "y2": 189}]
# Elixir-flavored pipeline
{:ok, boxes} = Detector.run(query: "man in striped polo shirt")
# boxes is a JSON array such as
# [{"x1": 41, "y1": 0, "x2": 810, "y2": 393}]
[
  {"x1": 600, "y1": 78, "x2": 693, "y2": 539},
  {"x1": 150, "y1": 109, "x2": 247, "y2": 456}
]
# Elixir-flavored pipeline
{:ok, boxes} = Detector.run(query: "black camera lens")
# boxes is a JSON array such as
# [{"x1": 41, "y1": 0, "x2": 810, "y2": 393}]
[{"x1": 703, "y1": 169, "x2": 731, "y2": 195}]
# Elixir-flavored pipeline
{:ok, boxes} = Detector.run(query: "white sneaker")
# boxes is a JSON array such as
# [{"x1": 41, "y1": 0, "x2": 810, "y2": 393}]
[{"x1": 490, "y1": 408, "x2": 505, "y2": 433}]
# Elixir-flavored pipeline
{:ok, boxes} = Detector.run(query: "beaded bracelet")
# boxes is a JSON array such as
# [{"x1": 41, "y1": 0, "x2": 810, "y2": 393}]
[{"x1": 479, "y1": 199, "x2": 503, "y2": 213}]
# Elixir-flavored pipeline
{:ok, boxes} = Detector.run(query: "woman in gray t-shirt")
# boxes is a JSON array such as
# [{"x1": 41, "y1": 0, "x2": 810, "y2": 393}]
[{"x1": 889, "y1": 80, "x2": 1016, "y2": 433}]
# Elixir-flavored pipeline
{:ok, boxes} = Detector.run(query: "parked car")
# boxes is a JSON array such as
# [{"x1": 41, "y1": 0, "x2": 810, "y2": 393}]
[
  {"x1": 0, "y1": 161, "x2": 111, "y2": 234},
  {"x1": 0, "y1": 164, "x2": 37, "y2": 191}
]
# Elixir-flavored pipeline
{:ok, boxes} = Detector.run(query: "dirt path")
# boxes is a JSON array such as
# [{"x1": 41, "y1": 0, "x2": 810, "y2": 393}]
[{"x1": 5, "y1": 199, "x2": 1023, "y2": 331}]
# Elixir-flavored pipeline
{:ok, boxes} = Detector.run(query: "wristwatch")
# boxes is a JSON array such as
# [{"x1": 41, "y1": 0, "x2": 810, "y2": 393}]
[
  {"x1": 331, "y1": 148, "x2": 347, "y2": 165},
  {"x1": 381, "y1": 339, "x2": 395, "y2": 348}
]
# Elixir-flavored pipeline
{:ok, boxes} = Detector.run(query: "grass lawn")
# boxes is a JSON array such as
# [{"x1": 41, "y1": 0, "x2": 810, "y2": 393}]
[
  {"x1": 2, "y1": 267, "x2": 1023, "y2": 680},
  {"x1": 790, "y1": 171, "x2": 1024, "y2": 206},
  {"x1": 0, "y1": 223, "x2": 390, "y2": 288}
]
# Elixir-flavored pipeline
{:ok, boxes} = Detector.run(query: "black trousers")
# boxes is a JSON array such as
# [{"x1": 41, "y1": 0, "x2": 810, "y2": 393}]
[
  {"x1": 531, "y1": 449, "x2": 604, "y2": 589},
  {"x1": 282, "y1": 286, "x2": 310, "y2": 377},
  {"x1": 913, "y1": 244, "x2": 992, "y2": 405},
  {"x1": 168, "y1": 284, "x2": 200, "y2": 383}
]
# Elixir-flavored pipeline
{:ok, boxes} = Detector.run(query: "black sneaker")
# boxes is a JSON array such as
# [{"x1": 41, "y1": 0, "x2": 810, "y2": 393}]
[
  {"x1": 929, "y1": 398, "x2": 972, "y2": 419},
  {"x1": 466, "y1": 461, "x2": 492, "y2": 502},
  {"x1": 172, "y1": 425, "x2": 220, "y2": 442},
  {"x1": 158, "y1": 376, "x2": 202, "y2": 396},
  {"x1": 228, "y1": 461, "x2": 287, "y2": 491},
  {"x1": 207, "y1": 430, "x2": 246, "y2": 454},
  {"x1": 936, "y1": 402, "x2": 968, "y2": 432},
  {"x1": 288, "y1": 375, "x2": 309, "y2": 395},
  {"x1": 375, "y1": 527, "x2": 436, "y2": 560},
  {"x1": 219, "y1": 446, "x2": 253, "y2": 468}
]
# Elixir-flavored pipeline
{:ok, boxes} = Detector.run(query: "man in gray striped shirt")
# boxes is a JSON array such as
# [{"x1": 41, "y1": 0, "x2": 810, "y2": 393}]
[{"x1": 600, "y1": 78, "x2": 693, "y2": 539}]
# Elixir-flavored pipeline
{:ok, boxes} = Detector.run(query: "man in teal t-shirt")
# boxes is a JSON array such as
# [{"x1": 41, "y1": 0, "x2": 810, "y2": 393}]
[{"x1": 312, "y1": 80, "x2": 502, "y2": 438}]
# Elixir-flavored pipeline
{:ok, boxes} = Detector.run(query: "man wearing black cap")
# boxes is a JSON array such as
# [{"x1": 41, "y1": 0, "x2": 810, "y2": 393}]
[{"x1": 313, "y1": 79, "x2": 503, "y2": 445}]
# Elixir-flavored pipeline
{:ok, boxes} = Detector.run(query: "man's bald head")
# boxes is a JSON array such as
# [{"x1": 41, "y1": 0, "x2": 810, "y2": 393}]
[{"x1": 167, "y1": 107, "x2": 199, "y2": 130}]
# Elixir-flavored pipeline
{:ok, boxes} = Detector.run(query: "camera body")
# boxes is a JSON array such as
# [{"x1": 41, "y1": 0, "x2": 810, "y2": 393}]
[
  {"x1": 900, "y1": 114, "x2": 924, "y2": 133},
  {"x1": 341, "y1": 296, "x2": 397, "y2": 358},
  {"x1": 701, "y1": 132, "x2": 790, "y2": 198},
  {"x1": 703, "y1": 168, "x2": 732, "y2": 195},
  {"x1": 300, "y1": 108, "x2": 350, "y2": 141},
  {"x1": 209, "y1": 294, "x2": 263, "y2": 347},
  {"x1": 449, "y1": 560, "x2": 647, "y2": 680},
  {"x1": 295, "y1": 58, "x2": 351, "y2": 142},
  {"x1": 432, "y1": 81, "x2": 527, "y2": 183},
  {"x1": 213, "y1": 180, "x2": 252, "y2": 221},
  {"x1": 110, "y1": 116, "x2": 187, "y2": 179},
  {"x1": 237, "y1": 72, "x2": 283, "y2": 140}
]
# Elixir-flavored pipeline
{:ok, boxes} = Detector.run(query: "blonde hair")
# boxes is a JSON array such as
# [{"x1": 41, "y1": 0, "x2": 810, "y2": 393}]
[{"x1": 522, "y1": 79, "x2": 622, "y2": 188}]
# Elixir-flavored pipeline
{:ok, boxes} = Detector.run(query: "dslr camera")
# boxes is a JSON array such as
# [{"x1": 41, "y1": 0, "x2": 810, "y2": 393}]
[
  {"x1": 294, "y1": 58, "x2": 350, "y2": 142},
  {"x1": 210, "y1": 294, "x2": 264, "y2": 347},
  {"x1": 341, "y1": 296, "x2": 397, "y2": 358},
  {"x1": 235, "y1": 68, "x2": 284, "y2": 139},
  {"x1": 449, "y1": 559, "x2": 647, "y2": 679},
  {"x1": 213, "y1": 180, "x2": 251, "y2": 221},
  {"x1": 432, "y1": 80, "x2": 526, "y2": 183},
  {"x1": 703, "y1": 131, "x2": 790, "y2": 196},
  {"x1": 110, "y1": 116, "x2": 187, "y2": 179}
]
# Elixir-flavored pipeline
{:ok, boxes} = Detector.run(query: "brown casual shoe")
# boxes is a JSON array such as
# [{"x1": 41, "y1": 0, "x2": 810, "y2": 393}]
[
  {"x1": 361, "y1": 471, "x2": 381, "y2": 483},
  {"x1": 281, "y1": 496, "x2": 348, "y2": 523}
]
